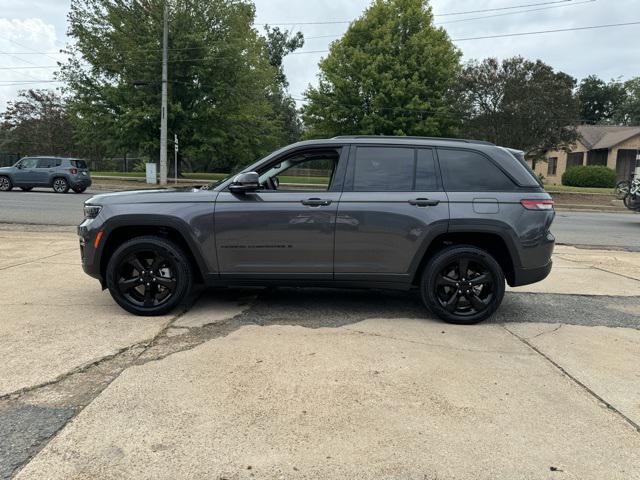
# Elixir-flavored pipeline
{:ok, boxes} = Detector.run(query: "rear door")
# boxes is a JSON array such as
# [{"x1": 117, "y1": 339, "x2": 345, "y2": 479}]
[
  {"x1": 334, "y1": 145, "x2": 449, "y2": 284},
  {"x1": 35, "y1": 158, "x2": 55, "y2": 185}
]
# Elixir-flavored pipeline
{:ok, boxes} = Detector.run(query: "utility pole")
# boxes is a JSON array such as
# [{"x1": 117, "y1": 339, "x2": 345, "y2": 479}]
[
  {"x1": 174, "y1": 134, "x2": 179, "y2": 185},
  {"x1": 159, "y1": 1, "x2": 169, "y2": 186}
]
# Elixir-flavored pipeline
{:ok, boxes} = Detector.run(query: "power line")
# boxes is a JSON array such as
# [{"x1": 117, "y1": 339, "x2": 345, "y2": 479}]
[{"x1": 263, "y1": 0, "x2": 577, "y2": 24}]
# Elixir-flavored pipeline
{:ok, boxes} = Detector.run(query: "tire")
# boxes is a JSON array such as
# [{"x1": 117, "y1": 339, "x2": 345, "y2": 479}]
[
  {"x1": 0, "y1": 176, "x2": 12, "y2": 192},
  {"x1": 20, "y1": 187, "x2": 33, "y2": 192},
  {"x1": 72, "y1": 186, "x2": 87, "y2": 193},
  {"x1": 52, "y1": 177, "x2": 69, "y2": 193},
  {"x1": 615, "y1": 180, "x2": 630, "y2": 200},
  {"x1": 421, "y1": 245, "x2": 505, "y2": 325},
  {"x1": 106, "y1": 236, "x2": 193, "y2": 316}
]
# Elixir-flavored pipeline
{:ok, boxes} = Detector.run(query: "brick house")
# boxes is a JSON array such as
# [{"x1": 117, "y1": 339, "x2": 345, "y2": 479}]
[{"x1": 531, "y1": 125, "x2": 640, "y2": 184}]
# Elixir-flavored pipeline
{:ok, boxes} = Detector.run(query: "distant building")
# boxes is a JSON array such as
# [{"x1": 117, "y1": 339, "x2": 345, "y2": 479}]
[{"x1": 531, "y1": 125, "x2": 640, "y2": 184}]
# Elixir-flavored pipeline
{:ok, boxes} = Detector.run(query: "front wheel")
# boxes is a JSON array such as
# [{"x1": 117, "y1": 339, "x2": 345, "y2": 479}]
[
  {"x1": 52, "y1": 177, "x2": 69, "y2": 193},
  {"x1": 615, "y1": 180, "x2": 630, "y2": 200},
  {"x1": 0, "y1": 176, "x2": 12, "y2": 191},
  {"x1": 421, "y1": 246, "x2": 505, "y2": 325},
  {"x1": 106, "y1": 236, "x2": 193, "y2": 316}
]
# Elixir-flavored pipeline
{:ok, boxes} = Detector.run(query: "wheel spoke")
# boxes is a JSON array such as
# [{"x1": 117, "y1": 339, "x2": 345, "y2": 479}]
[
  {"x1": 458, "y1": 258, "x2": 469, "y2": 279},
  {"x1": 143, "y1": 285, "x2": 154, "y2": 307},
  {"x1": 470, "y1": 273, "x2": 491, "y2": 286},
  {"x1": 436, "y1": 274, "x2": 457, "y2": 287},
  {"x1": 155, "y1": 277, "x2": 176, "y2": 291},
  {"x1": 129, "y1": 256, "x2": 146, "y2": 274},
  {"x1": 118, "y1": 277, "x2": 140, "y2": 293},
  {"x1": 468, "y1": 293, "x2": 488, "y2": 311},
  {"x1": 444, "y1": 291, "x2": 461, "y2": 312},
  {"x1": 150, "y1": 255, "x2": 164, "y2": 272}
]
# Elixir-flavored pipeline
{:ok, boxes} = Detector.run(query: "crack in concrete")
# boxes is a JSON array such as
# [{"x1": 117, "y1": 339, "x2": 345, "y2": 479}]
[
  {"x1": 0, "y1": 249, "x2": 78, "y2": 272},
  {"x1": 530, "y1": 324, "x2": 564, "y2": 339},
  {"x1": 502, "y1": 324, "x2": 640, "y2": 435}
]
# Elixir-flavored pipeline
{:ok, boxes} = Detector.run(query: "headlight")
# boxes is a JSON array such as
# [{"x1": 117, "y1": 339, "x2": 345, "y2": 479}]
[{"x1": 84, "y1": 204, "x2": 102, "y2": 219}]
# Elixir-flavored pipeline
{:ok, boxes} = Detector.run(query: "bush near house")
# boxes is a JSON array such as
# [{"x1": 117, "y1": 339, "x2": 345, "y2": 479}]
[{"x1": 561, "y1": 165, "x2": 617, "y2": 188}]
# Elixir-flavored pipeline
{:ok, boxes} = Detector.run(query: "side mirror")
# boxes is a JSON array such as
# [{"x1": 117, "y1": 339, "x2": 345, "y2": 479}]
[{"x1": 229, "y1": 172, "x2": 260, "y2": 194}]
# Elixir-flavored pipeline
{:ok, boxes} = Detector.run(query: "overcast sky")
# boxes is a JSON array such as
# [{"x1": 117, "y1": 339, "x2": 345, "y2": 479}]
[{"x1": 0, "y1": 0, "x2": 638, "y2": 109}]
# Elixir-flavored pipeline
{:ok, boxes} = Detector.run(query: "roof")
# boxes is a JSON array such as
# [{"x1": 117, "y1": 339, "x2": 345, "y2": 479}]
[{"x1": 577, "y1": 125, "x2": 640, "y2": 150}]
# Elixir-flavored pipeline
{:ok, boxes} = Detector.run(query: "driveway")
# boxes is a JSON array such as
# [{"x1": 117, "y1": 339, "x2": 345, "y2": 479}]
[{"x1": 1, "y1": 226, "x2": 639, "y2": 479}]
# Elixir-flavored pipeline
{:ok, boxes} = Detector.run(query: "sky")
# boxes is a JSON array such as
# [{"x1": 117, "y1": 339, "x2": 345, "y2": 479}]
[{"x1": 0, "y1": 0, "x2": 639, "y2": 109}]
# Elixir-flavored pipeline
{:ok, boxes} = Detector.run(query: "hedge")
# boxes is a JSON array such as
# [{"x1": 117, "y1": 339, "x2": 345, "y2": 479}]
[{"x1": 561, "y1": 165, "x2": 616, "y2": 188}]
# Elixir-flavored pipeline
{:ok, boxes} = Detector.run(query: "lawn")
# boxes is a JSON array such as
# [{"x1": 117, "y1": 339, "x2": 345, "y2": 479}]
[{"x1": 544, "y1": 184, "x2": 615, "y2": 195}]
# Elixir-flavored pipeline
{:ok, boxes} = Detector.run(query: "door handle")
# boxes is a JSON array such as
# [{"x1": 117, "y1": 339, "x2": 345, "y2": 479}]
[
  {"x1": 409, "y1": 198, "x2": 440, "y2": 207},
  {"x1": 301, "y1": 198, "x2": 332, "y2": 207}
]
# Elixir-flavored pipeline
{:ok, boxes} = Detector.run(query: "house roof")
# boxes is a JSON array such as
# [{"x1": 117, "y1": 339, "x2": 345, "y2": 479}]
[{"x1": 577, "y1": 125, "x2": 640, "y2": 150}]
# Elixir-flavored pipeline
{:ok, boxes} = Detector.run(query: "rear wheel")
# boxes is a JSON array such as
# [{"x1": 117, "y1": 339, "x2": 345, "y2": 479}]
[
  {"x1": 20, "y1": 187, "x2": 33, "y2": 192},
  {"x1": 421, "y1": 246, "x2": 505, "y2": 325},
  {"x1": 615, "y1": 180, "x2": 630, "y2": 200},
  {"x1": 52, "y1": 177, "x2": 69, "y2": 193},
  {"x1": 106, "y1": 236, "x2": 193, "y2": 316},
  {"x1": 72, "y1": 186, "x2": 87, "y2": 193},
  {"x1": 0, "y1": 176, "x2": 12, "y2": 191}
]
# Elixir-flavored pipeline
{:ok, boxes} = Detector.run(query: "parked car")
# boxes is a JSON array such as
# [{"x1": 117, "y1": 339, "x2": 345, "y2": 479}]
[
  {"x1": 0, "y1": 157, "x2": 92, "y2": 193},
  {"x1": 78, "y1": 136, "x2": 555, "y2": 324}
]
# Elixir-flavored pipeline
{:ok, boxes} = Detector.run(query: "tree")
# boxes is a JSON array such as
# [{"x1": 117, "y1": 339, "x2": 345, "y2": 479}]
[
  {"x1": 302, "y1": 0, "x2": 461, "y2": 138},
  {"x1": 0, "y1": 89, "x2": 76, "y2": 157},
  {"x1": 264, "y1": 26, "x2": 304, "y2": 144},
  {"x1": 577, "y1": 75, "x2": 627, "y2": 124},
  {"x1": 456, "y1": 57, "x2": 579, "y2": 167},
  {"x1": 61, "y1": 0, "x2": 296, "y2": 172},
  {"x1": 615, "y1": 77, "x2": 640, "y2": 125}
]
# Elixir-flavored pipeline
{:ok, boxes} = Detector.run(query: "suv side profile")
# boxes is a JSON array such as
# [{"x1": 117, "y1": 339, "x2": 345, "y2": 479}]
[
  {"x1": 0, "y1": 157, "x2": 92, "y2": 193},
  {"x1": 78, "y1": 137, "x2": 555, "y2": 324}
]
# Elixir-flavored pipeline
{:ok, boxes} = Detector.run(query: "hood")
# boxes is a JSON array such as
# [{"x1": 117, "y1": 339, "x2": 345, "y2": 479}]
[
  {"x1": 0, "y1": 166, "x2": 13, "y2": 172},
  {"x1": 86, "y1": 186, "x2": 212, "y2": 205}
]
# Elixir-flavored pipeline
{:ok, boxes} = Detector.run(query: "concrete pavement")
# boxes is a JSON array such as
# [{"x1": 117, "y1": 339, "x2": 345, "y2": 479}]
[{"x1": 1, "y1": 226, "x2": 639, "y2": 479}]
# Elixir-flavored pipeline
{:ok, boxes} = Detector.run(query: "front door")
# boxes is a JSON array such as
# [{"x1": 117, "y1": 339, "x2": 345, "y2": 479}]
[
  {"x1": 616, "y1": 149, "x2": 637, "y2": 181},
  {"x1": 13, "y1": 158, "x2": 39, "y2": 186},
  {"x1": 214, "y1": 147, "x2": 347, "y2": 280},
  {"x1": 334, "y1": 146, "x2": 449, "y2": 284}
]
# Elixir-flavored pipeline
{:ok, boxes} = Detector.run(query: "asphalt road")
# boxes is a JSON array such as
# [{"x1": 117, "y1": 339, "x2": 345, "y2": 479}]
[{"x1": 0, "y1": 188, "x2": 639, "y2": 249}]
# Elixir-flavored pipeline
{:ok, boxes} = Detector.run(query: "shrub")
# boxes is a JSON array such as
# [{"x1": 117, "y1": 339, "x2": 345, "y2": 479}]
[{"x1": 561, "y1": 165, "x2": 616, "y2": 188}]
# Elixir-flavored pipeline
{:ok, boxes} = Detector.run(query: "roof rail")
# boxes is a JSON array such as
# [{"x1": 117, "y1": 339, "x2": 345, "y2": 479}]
[{"x1": 332, "y1": 135, "x2": 495, "y2": 146}]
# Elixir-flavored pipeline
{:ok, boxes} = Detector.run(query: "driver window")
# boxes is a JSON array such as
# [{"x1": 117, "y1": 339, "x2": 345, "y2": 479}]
[
  {"x1": 259, "y1": 150, "x2": 339, "y2": 192},
  {"x1": 19, "y1": 158, "x2": 38, "y2": 169}
]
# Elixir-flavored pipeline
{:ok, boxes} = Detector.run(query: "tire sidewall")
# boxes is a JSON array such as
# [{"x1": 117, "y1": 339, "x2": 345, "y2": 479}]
[
  {"x1": 421, "y1": 246, "x2": 505, "y2": 325},
  {"x1": 0, "y1": 176, "x2": 12, "y2": 191},
  {"x1": 106, "y1": 236, "x2": 193, "y2": 316},
  {"x1": 53, "y1": 177, "x2": 69, "y2": 193}
]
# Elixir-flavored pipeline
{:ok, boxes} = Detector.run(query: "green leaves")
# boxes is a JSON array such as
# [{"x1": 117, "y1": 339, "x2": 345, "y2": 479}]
[
  {"x1": 302, "y1": 0, "x2": 461, "y2": 139},
  {"x1": 60, "y1": 0, "x2": 301, "y2": 171}
]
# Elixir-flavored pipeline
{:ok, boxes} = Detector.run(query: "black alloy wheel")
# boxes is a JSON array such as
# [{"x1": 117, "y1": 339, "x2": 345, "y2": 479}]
[
  {"x1": 52, "y1": 177, "x2": 69, "y2": 193},
  {"x1": 0, "y1": 176, "x2": 12, "y2": 191},
  {"x1": 106, "y1": 236, "x2": 193, "y2": 316},
  {"x1": 422, "y1": 246, "x2": 505, "y2": 324}
]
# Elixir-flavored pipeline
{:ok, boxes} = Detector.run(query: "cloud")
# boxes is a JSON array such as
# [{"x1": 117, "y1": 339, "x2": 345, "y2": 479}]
[{"x1": 0, "y1": 17, "x2": 65, "y2": 109}]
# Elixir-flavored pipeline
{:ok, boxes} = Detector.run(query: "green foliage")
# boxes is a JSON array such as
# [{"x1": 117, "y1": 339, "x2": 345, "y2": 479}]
[
  {"x1": 615, "y1": 77, "x2": 640, "y2": 125},
  {"x1": 562, "y1": 165, "x2": 616, "y2": 188},
  {"x1": 302, "y1": 0, "x2": 462, "y2": 138},
  {"x1": 456, "y1": 57, "x2": 579, "y2": 160},
  {"x1": 60, "y1": 0, "x2": 300, "y2": 172},
  {"x1": 577, "y1": 75, "x2": 627, "y2": 124},
  {"x1": 0, "y1": 89, "x2": 76, "y2": 157}
]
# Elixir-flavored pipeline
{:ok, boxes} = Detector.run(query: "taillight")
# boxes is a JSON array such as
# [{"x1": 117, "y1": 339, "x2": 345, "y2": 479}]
[
  {"x1": 521, "y1": 199, "x2": 554, "y2": 211},
  {"x1": 70, "y1": 168, "x2": 78, "y2": 175}
]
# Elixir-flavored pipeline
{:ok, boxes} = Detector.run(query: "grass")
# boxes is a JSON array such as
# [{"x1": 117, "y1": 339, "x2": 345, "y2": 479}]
[{"x1": 544, "y1": 184, "x2": 615, "y2": 195}]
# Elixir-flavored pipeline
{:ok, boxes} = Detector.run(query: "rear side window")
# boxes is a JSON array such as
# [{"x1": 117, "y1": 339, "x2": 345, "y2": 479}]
[
  {"x1": 71, "y1": 160, "x2": 87, "y2": 169},
  {"x1": 353, "y1": 147, "x2": 414, "y2": 191},
  {"x1": 36, "y1": 158, "x2": 53, "y2": 168},
  {"x1": 438, "y1": 149, "x2": 516, "y2": 191}
]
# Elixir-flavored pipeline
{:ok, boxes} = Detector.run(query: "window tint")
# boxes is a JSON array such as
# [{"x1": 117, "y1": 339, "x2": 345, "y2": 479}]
[
  {"x1": 36, "y1": 158, "x2": 54, "y2": 168},
  {"x1": 415, "y1": 149, "x2": 438, "y2": 191},
  {"x1": 71, "y1": 160, "x2": 87, "y2": 169},
  {"x1": 353, "y1": 147, "x2": 414, "y2": 191},
  {"x1": 439, "y1": 149, "x2": 515, "y2": 191}
]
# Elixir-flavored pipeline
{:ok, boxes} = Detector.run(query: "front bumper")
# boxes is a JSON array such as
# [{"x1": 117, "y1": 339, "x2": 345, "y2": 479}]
[{"x1": 78, "y1": 219, "x2": 104, "y2": 284}]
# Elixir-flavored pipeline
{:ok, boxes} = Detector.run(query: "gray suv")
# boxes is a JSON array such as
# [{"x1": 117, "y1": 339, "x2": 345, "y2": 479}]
[
  {"x1": 0, "y1": 157, "x2": 92, "y2": 193},
  {"x1": 78, "y1": 137, "x2": 555, "y2": 324}
]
